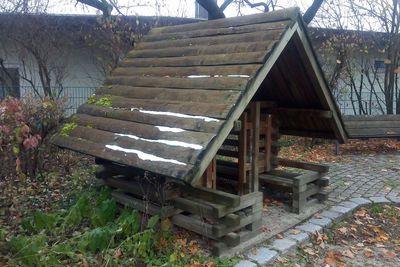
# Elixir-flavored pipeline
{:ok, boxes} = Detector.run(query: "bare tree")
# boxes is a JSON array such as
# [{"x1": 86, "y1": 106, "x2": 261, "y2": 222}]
[{"x1": 314, "y1": 0, "x2": 400, "y2": 114}]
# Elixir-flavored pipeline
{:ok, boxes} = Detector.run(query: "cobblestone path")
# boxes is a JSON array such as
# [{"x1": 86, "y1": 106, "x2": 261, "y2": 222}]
[{"x1": 328, "y1": 153, "x2": 400, "y2": 202}]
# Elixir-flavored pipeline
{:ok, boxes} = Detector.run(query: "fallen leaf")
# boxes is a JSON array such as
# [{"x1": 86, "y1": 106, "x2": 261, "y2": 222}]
[
  {"x1": 276, "y1": 233, "x2": 284, "y2": 239},
  {"x1": 342, "y1": 249, "x2": 355, "y2": 259}
]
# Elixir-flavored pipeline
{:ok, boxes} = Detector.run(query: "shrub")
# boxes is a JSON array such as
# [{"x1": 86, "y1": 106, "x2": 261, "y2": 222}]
[{"x1": 0, "y1": 96, "x2": 65, "y2": 179}]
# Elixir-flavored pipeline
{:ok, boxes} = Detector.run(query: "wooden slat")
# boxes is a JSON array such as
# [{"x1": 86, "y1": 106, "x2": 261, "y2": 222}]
[
  {"x1": 343, "y1": 115, "x2": 400, "y2": 121},
  {"x1": 150, "y1": 8, "x2": 297, "y2": 34},
  {"x1": 136, "y1": 30, "x2": 283, "y2": 50},
  {"x1": 344, "y1": 120, "x2": 400, "y2": 129},
  {"x1": 96, "y1": 86, "x2": 241, "y2": 104},
  {"x1": 52, "y1": 135, "x2": 193, "y2": 180},
  {"x1": 103, "y1": 96, "x2": 232, "y2": 119},
  {"x1": 105, "y1": 76, "x2": 249, "y2": 90},
  {"x1": 251, "y1": 102, "x2": 260, "y2": 192},
  {"x1": 77, "y1": 104, "x2": 224, "y2": 133},
  {"x1": 269, "y1": 108, "x2": 333, "y2": 119},
  {"x1": 74, "y1": 113, "x2": 214, "y2": 145},
  {"x1": 185, "y1": 186, "x2": 240, "y2": 207},
  {"x1": 143, "y1": 20, "x2": 290, "y2": 42},
  {"x1": 68, "y1": 126, "x2": 203, "y2": 164},
  {"x1": 103, "y1": 177, "x2": 179, "y2": 201},
  {"x1": 112, "y1": 65, "x2": 262, "y2": 78},
  {"x1": 112, "y1": 191, "x2": 178, "y2": 219},
  {"x1": 277, "y1": 158, "x2": 329, "y2": 173},
  {"x1": 345, "y1": 128, "x2": 400, "y2": 138},
  {"x1": 119, "y1": 51, "x2": 268, "y2": 68},
  {"x1": 129, "y1": 41, "x2": 275, "y2": 58},
  {"x1": 238, "y1": 112, "x2": 248, "y2": 195}
]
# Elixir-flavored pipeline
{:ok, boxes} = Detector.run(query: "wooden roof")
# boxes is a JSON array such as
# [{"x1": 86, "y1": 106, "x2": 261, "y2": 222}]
[{"x1": 52, "y1": 7, "x2": 346, "y2": 184}]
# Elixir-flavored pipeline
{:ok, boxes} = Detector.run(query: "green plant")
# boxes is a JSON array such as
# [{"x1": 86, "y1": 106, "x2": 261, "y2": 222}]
[
  {"x1": 87, "y1": 95, "x2": 112, "y2": 107},
  {"x1": 60, "y1": 122, "x2": 77, "y2": 136},
  {"x1": 0, "y1": 96, "x2": 65, "y2": 178}
]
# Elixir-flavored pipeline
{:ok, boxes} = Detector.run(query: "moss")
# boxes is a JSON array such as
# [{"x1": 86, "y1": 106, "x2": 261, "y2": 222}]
[
  {"x1": 60, "y1": 122, "x2": 78, "y2": 136},
  {"x1": 87, "y1": 95, "x2": 112, "y2": 107}
]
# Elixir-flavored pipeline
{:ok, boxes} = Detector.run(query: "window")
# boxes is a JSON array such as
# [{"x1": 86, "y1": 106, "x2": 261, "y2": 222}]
[
  {"x1": 374, "y1": 59, "x2": 386, "y2": 73},
  {"x1": 0, "y1": 67, "x2": 20, "y2": 98}
]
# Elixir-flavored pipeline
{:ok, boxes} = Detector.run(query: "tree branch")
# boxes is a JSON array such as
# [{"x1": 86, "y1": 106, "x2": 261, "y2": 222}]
[
  {"x1": 196, "y1": 0, "x2": 226, "y2": 20},
  {"x1": 220, "y1": 0, "x2": 234, "y2": 11},
  {"x1": 303, "y1": 0, "x2": 324, "y2": 24},
  {"x1": 243, "y1": 0, "x2": 270, "y2": 12},
  {"x1": 76, "y1": 0, "x2": 113, "y2": 16}
]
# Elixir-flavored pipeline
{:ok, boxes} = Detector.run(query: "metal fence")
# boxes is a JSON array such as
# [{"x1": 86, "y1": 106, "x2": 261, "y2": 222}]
[
  {"x1": 3, "y1": 86, "x2": 399, "y2": 116},
  {"x1": 17, "y1": 86, "x2": 97, "y2": 116},
  {"x1": 336, "y1": 91, "x2": 398, "y2": 115}
]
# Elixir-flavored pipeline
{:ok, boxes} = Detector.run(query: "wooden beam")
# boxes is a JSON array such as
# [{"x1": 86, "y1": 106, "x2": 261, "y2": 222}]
[
  {"x1": 277, "y1": 158, "x2": 329, "y2": 173},
  {"x1": 268, "y1": 108, "x2": 333, "y2": 119},
  {"x1": 264, "y1": 114, "x2": 273, "y2": 172},
  {"x1": 238, "y1": 112, "x2": 248, "y2": 195},
  {"x1": 250, "y1": 102, "x2": 260, "y2": 193}
]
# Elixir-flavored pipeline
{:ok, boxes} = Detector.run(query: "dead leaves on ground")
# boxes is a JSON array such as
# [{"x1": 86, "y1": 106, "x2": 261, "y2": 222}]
[{"x1": 277, "y1": 205, "x2": 399, "y2": 267}]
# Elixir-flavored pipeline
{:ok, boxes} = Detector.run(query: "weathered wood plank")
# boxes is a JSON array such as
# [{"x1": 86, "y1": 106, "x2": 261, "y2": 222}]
[
  {"x1": 103, "y1": 176, "x2": 179, "y2": 201},
  {"x1": 149, "y1": 8, "x2": 297, "y2": 34},
  {"x1": 112, "y1": 65, "x2": 261, "y2": 78},
  {"x1": 75, "y1": 113, "x2": 213, "y2": 145},
  {"x1": 269, "y1": 108, "x2": 333, "y2": 119},
  {"x1": 185, "y1": 186, "x2": 240, "y2": 207},
  {"x1": 96, "y1": 85, "x2": 241, "y2": 104},
  {"x1": 68, "y1": 126, "x2": 204, "y2": 165},
  {"x1": 251, "y1": 102, "x2": 260, "y2": 192},
  {"x1": 112, "y1": 191, "x2": 179, "y2": 219},
  {"x1": 345, "y1": 128, "x2": 400, "y2": 138},
  {"x1": 77, "y1": 104, "x2": 224, "y2": 133},
  {"x1": 119, "y1": 52, "x2": 268, "y2": 68},
  {"x1": 52, "y1": 135, "x2": 193, "y2": 180},
  {"x1": 105, "y1": 76, "x2": 249, "y2": 90},
  {"x1": 277, "y1": 158, "x2": 329, "y2": 173},
  {"x1": 143, "y1": 21, "x2": 290, "y2": 42},
  {"x1": 129, "y1": 41, "x2": 275, "y2": 58},
  {"x1": 343, "y1": 115, "x2": 400, "y2": 121},
  {"x1": 136, "y1": 30, "x2": 283, "y2": 50},
  {"x1": 100, "y1": 96, "x2": 232, "y2": 119}
]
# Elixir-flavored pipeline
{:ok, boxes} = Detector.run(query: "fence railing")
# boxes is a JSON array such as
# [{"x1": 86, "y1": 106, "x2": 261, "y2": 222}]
[
  {"x1": 336, "y1": 91, "x2": 398, "y2": 115},
  {"x1": 2, "y1": 86, "x2": 399, "y2": 116},
  {"x1": 16, "y1": 86, "x2": 97, "y2": 116}
]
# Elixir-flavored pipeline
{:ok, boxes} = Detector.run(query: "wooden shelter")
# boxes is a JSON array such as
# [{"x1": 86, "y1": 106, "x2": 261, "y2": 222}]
[{"x1": 53, "y1": 7, "x2": 347, "y2": 255}]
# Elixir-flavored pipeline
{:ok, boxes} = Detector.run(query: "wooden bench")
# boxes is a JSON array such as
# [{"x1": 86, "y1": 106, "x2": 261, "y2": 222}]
[{"x1": 259, "y1": 158, "x2": 329, "y2": 213}]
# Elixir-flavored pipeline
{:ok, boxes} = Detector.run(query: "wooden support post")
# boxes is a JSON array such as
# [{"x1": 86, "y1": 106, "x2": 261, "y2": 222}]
[
  {"x1": 202, "y1": 156, "x2": 217, "y2": 189},
  {"x1": 238, "y1": 112, "x2": 248, "y2": 195},
  {"x1": 251, "y1": 102, "x2": 260, "y2": 193},
  {"x1": 264, "y1": 114, "x2": 272, "y2": 172},
  {"x1": 335, "y1": 140, "x2": 340, "y2": 155}
]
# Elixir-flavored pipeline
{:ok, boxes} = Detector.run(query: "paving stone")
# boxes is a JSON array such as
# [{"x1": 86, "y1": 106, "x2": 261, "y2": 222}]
[
  {"x1": 388, "y1": 196, "x2": 400, "y2": 204},
  {"x1": 295, "y1": 223, "x2": 322, "y2": 233},
  {"x1": 319, "y1": 210, "x2": 342, "y2": 220},
  {"x1": 349, "y1": 197, "x2": 372, "y2": 205},
  {"x1": 329, "y1": 205, "x2": 353, "y2": 214},
  {"x1": 271, "y1": 238, "x2": 297, "y2": 253},
  {"x1": 369, "y1": 196, "x2": 391, "y2": 204},
  {"x1": 234, "y1": 260, "x2": 257, "y2": 267},
  {"x1": 340, "y1": 201, "x2": 359, "y2": 209},
  {"x1": 246, "y1": 247, "x2": 278, "y2": 266},
  {"x1": 285, "y1": 231, "x2": 310, "y2": 244},
  {"x1": 309, "y1": 217, "x2": 332, "y2": 227}
]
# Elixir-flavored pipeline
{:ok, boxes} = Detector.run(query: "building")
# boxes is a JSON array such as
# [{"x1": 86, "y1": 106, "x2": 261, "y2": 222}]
[{"x1": 0, "y1": 13, "x2": 196, "y2": 114}]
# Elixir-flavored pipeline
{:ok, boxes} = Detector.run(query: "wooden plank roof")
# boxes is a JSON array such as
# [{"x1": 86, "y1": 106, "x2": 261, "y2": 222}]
[{"x1": 52, "y1": 7, "x2": 346, "y2": 184}]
